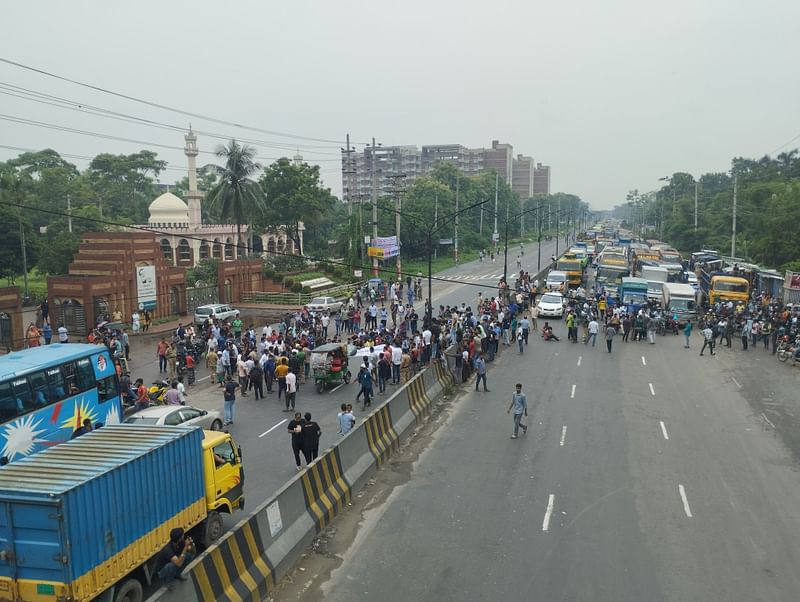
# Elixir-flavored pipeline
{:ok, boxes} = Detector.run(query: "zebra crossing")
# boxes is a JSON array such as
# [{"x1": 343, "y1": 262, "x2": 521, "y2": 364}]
[{"x1": 440, "y1": 273, "x2": 505, "y2": 282}]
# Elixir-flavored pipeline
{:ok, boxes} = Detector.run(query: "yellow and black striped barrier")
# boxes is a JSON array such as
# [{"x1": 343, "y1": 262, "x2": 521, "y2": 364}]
[
  {"x1": 364, "y1": 404, "x2": 399, "y2": 467},
  {"x1": 300, "y1": 447, "x2": 351, "y2": 531},
  {"x1": 191, "y1": 514, "x2": 274, "y2": 602},
  {"x1": 407, "y1": 374, "x2": 432, "y2": 423}
]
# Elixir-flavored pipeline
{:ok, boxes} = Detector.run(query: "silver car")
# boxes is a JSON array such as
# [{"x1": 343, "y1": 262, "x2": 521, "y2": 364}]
[
  {"x1": 306, "y1": 296, "x2": 342, "y2": 314},
  {"x1": 193, "y1": 303, "x2": 240, "y2": 325},
  {"x1": 123, "y1": 406, "x2": 223, "y2": 430}
]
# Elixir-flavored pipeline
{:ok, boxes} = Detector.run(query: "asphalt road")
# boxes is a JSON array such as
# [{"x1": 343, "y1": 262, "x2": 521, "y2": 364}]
[
  {"x1": 284, "y1": 312, "x2": 800, "y2": 601},
  {"x1": 124, "y1": 236, "x2": 566, "y2": 518}
]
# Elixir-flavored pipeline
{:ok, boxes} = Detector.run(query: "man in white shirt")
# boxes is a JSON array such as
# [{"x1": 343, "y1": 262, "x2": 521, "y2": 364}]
[
  {"x1": 284, "y1": 369, "x2": 297, "y2": 411},
  {"x1": 57, "y1": 324, "x2": 69, "y2": 343},
  {"x1": 586, "y1": 318, "x2": 600, "y2": 347},
  {"x1": 391, "y1": 344, "x2": 403, "y2": 384}
]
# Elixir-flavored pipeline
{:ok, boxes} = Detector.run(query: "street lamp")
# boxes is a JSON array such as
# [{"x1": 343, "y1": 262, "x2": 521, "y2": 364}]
[{"x1": 372, "y1": 198, "x2": 488, "y2": 327}]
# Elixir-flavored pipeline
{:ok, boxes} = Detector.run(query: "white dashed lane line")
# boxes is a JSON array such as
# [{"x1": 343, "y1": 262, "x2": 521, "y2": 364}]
[
  {"x1": 542, "y1": 494, "x2": 556, "y2": 531},
  {"x1": 659, "y1": 420, "x2": 669, "y2": 440},
  {"x1": 732, "y1": 377, "x2": 742, "y2": 389},
  {"x1": 560, "y1": 426, "x2": 567, "y2": 447},
  {"x1": 679, "y1": 484, "x2": 693, "y2": 518},
  {"x1": 570, "y1": 384, "x2": 576, "y2": 399},
  {"x1": 649, "y1": 383, "x2": 655, "y2": 396},
  {"x1": 577, "y1": 356, "x2": 582, "y2": 367},
  {"x1": 259, "y1": 418, "x2": 288, "y2": 438},
  {"x1": 641, "y1": 356, "x2": 647, "y2": 366}
]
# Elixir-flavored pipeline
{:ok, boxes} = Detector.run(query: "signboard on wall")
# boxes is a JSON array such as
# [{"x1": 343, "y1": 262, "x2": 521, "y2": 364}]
[
  {"x1": 785, "y1": 272, "x2": 800, "y2": 291},
  {"x1": 136, "y1": 265, "x2": 157, "y2": 310}
]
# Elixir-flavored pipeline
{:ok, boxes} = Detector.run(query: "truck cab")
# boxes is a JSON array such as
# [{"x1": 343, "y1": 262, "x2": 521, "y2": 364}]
[{"x1": 556, "y1": 253, "x2": 584, "y2": 287}]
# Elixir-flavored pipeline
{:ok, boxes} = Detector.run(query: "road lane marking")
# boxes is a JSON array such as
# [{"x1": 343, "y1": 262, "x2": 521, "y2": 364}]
[
  {"x1": 197, "y1": 374, "x2": 211, "y2": 382},
  {"x1": 330, "y1": 383, "x2": 346, "y2": 393},
  {"x1": 732, "y1": 377, "x2": 742, "y2": 389},
  {"x1": 577, "y1": 356, "x2": 582, "y2": 366},
  {"x1": 678, "y1": 484, "x2": 693, "y2": 518},
  {"x1": 641, "y1": 356, "x2": 647, "y2": 366},
  {"x1": 761, "y1": 412, "x2": 776, "y2": 430},
  {"x1": 570, "y1": 384, "x2": 576, "y2": 399},
  {"x1": 259, "y1": 418, "x2": 288, "y2": 438},
  {"x1": 649, "y1": 383, "x2": 655, "y2": 396},
  {"x1": 560, "y1": 426, "x2": 567, "y2": 446},
  {"x1": 542, "y1": 494, "x2": 555, "y2": 531},
  {"x1": 659, "y1": 421, "x2": 669, "y2": 440}
]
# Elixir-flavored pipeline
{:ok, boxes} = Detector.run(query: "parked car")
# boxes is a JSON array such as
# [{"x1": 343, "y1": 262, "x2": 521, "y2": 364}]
[
  {"x1": 306, "y1": 296, "x2": 342, "y2": 314},
  {"x1": 194, "y1": 303, "x2": 240, "y2": 325},
  {"x1": 537, "y1": 292, "x2": 565, "y2": 318},
  {"x1": 124, "y1": 405, "x2": 224, "y2": 430}
]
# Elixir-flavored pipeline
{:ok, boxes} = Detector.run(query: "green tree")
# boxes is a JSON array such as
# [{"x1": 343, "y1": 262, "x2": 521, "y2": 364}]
[
  {"x1": 0, "y1": 174, "x2": 39, "y2": 283},
  {"x1": 206, "y1": 140, "x2": 265, "y2": 256},
  {"x1": 87, "y1": 151, "x2": 166, "y2": 222},
  {"x1": 259, "y1": 158, "x2": 336, "y2": 256},
  {"x1": 36, "y1": 204, "x2": 104, "y2": 275}
]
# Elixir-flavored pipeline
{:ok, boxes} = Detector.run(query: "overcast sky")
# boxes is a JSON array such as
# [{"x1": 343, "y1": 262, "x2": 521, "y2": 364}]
[{"x1": 1, "y1": 0, "x2": 798, "y2": 210}]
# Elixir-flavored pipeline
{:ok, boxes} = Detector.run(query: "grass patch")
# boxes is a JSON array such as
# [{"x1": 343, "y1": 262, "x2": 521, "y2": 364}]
[{"x1": 402, "y1": 249, "x2": 480, "y2": 277}]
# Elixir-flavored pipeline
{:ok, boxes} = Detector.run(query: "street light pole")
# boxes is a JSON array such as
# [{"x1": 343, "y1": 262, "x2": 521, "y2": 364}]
[{"x1": 371, "y1": 137, "x2": 378, "y2": 276}]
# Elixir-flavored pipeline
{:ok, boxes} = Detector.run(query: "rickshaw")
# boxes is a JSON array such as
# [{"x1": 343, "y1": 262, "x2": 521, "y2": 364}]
[{"x1": 311, "y1": 342, "x2": 352, "y2": 393}]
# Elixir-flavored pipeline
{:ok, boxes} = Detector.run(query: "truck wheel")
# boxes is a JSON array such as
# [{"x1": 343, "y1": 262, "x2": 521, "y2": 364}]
[
  {"x1": 114, "y1": 579, "x2": 143, "y2": 602},
  {"x1": 202, "y1": 511, "x2": 224, "y2": 548},
  {"x1": 210, "y1": 419, "x2": 223, "y2": 431}
]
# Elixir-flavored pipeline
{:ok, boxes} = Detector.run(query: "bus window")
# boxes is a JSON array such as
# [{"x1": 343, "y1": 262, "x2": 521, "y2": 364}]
[
  {"x1": 10, "y1": 379, "x2": 33, "y2": 414},
  {"x1": 45, "y1": 367, "x2": 67, "y2": 401},
  {"x1": 75, "y1": 358, "x2": 95, "y2": 392},
  {"x1": 0, "y1": 381, "x2": 17, "y2": 422},
  {"x1": 28, "y1": 372, "x2": 51, "y2": 409},
  {"x1": 97, "y1": 375, "x2": 119, "y2": 402}
]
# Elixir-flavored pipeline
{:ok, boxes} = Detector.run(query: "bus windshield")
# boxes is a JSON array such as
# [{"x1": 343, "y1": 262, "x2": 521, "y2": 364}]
[
  {"x1": 0, "y1": 344, "x2": 122, "y2": 461},
  {"x1": 596, "y1": 268, "x2": 628, "y2": 283}
]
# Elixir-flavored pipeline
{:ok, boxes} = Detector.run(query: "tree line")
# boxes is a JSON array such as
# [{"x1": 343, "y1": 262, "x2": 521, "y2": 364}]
[
  {"x1": 615, "y1": 149, "x2": 800, "y2": 271},
  {"x1": 0, "y1": 141, "x2": 588, "y2": 284}
]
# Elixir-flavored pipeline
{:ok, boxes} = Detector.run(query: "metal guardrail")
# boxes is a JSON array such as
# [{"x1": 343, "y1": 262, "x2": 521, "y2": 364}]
[{"x1": 241, "y1": 281, "x2": 365, "y2": 306}]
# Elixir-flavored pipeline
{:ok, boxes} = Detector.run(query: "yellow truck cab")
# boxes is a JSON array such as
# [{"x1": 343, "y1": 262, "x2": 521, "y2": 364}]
[
  {"x1": 202, "y1": 430, "x2": 245, "y2": 539},
  {"x1": 709, "y1": 275, "x2": 749, "y2": 305},
  {"x1": 556, "y1": 253, "x2": 584, "y2": 287}
]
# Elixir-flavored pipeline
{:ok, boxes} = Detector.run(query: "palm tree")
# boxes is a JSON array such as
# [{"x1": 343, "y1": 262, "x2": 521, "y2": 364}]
[{"x1": 207, "y1": 140, "x2": 265, "y2": 257}]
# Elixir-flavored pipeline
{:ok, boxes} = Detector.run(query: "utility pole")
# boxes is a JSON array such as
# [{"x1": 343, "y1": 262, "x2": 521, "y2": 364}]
[
  {"x1": 18, "y1": 209, "x2": 28, "y2": 299},
  {"x1": 342, "y1": 133, "x2": 356, "y2": 254},
  {"x1": 371, "y1": 137, "x2": 378, "y2": 276},
  {"x1": 67, "y1": 194, "x2": 73, "y2": 233},
  {"x1": 694, "y1": 180, "x2": 699, "y2": 231},
  {"x1": 492, "y1": 174, "x2": 499, "y2": 252},
  {"x1": 454, "y1": 174, "x2": 460, "y2": 264},
  {"x1": 433, "y1": 193, "x2": 439, "y2": 260},
  {"x1": 386, "y1": 173, "x2": 406, "y2": 279},
  {"x1": 731, "y1": 174, "x2": 738, "y2": 257}
]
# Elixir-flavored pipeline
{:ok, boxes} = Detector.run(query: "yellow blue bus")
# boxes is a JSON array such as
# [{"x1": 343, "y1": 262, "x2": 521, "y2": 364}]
[{"x1": 0, "y1": 343, "x2": 121, "y2": 462}]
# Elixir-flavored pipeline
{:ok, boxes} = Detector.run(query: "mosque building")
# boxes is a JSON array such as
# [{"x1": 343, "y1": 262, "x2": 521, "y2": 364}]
[{"x1": 140, "y1": 129, "x2": 303, "y2": 268}]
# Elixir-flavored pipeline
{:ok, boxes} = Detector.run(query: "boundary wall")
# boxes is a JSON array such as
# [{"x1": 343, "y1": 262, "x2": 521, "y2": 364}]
[{"x1": 147, "y1": 350, "x2": 455, "y2": 602}]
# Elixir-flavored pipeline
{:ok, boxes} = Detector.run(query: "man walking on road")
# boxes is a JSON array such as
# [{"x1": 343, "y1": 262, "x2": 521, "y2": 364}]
[
  {"x1": 700, "y1": 324, "x2": 715, "y2": 356},
  {"x1": 474, "y1": 353, "x2": 489, "y2": 392},
  {"x1": 519, "y1": 315, "x2": 531, "y2": 345},
  {"x1": 507, "y1": 383, "x2": 528, "y2": 439},
  {"x1": 605, "y1": 324, "x2": 617, "y2": 353},
  {"x1": 683, "y1": 320, "x2": 693, "y2": 348},
  {"x1": 586, "y1": 318, "x2": 599, "y2": 347}
]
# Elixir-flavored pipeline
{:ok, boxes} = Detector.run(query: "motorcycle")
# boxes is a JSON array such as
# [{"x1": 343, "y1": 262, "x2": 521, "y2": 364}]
[
  {"x1": 777, "y1": 336, "x2": 798, "y2": 363},
  {"x1": 147, "y1": 379, "x2": 170, "y2": 404}
]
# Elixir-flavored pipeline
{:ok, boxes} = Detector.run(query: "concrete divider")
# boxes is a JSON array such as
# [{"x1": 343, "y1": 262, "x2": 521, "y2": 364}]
[{"x1": 147, "y1": 355, "x2": 455, "y2": 602}]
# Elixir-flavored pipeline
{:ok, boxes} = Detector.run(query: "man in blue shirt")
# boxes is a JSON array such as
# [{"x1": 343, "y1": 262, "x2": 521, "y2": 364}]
[
  {"x1": 474, "y1": 354, "x2": 489, "y2": 392},
  {"x1": 506, "y1": 383, "x2": 528, "y2": 439}
]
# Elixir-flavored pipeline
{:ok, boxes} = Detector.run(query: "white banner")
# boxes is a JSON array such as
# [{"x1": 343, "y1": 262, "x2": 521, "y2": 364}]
[{"x1": 136, "y1": 265, "x2": 157, "y2": 310}]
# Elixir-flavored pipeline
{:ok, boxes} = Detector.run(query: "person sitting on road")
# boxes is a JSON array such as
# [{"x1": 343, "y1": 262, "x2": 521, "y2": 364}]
[{"x1": 542, "y1": 322, "x2": 560, "y2": 342}]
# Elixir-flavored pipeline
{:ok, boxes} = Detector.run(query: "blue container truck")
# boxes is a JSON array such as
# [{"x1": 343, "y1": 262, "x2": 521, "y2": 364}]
[{"x1": 0, "y1": 424, "x2": 244, "y2": 602}]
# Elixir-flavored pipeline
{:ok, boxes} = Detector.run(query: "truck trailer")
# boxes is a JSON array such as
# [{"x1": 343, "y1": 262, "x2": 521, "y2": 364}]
[{"x1": 0, "y1": 425, "x2": 243, "y2": 602}]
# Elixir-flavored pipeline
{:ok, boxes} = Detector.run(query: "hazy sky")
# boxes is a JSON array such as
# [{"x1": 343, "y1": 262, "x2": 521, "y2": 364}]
[{"x1": 1, "y1": 0, "x2": 798, "y2": 210}]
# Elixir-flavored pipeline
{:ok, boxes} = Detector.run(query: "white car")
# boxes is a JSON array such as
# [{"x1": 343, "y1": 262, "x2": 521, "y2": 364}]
[
  {"x1": 686, "y1": 272, "x2": 698, "y2": 290},
  {"x1": 537, "y1": 292, "x2": 565, "y2": 318},
  {"x1": 194, "y1": 303, "x2": 240, "y2": 325},
  {"x1": 545, "y1": 270, "x2": 568, "y2": 291},
  {"x1": 306, "y1": 296, "x2": 342, "y2": 314},
  {"x1": 124, "y1": 406, "x2": 224, "y2": 431}
]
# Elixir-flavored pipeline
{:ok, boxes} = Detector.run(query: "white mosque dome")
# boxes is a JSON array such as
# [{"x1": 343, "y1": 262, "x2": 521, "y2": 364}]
[{"x1": 148, "y1": 192, "x2": 189, "y2": 224}]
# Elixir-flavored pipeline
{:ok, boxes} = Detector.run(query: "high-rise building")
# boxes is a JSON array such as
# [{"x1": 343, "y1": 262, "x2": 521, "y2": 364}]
[
  {"x1": 342, "y1": 140, "x2": 547, "y2": 201},
  {"x1": 483, "y1": 140, "x2": 513, "y2": 184},
  {"x1": 512, "y1": 154, "x2": 535, "y2": 199},
  {"x1": 533, "y1": 163, "x2": 551, "y2": 195}
]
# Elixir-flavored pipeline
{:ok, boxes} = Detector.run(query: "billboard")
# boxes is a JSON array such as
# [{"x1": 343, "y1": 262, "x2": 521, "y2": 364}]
[
  {"x1": 372, "y1": 235, "x2": 399, "y2": 258},
  {"x1": 785, "y1": 272, "x2": 800, "y2": 291},
  {"x1": 136, "y1": 265, "x2": 157, "y2": 310}
]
